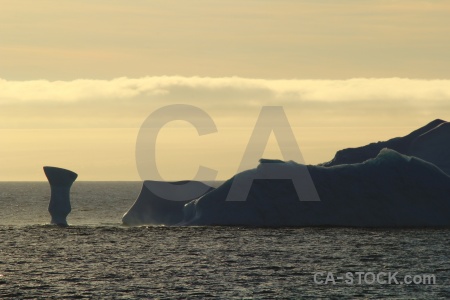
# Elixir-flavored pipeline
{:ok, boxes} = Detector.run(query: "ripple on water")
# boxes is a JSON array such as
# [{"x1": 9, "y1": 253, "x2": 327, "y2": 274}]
[{"x1": 0, "y1": 226, "x2": 448, "y2": 299}]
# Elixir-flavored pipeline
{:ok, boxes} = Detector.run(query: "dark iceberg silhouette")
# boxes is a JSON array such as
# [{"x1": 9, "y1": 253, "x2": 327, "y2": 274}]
[
  {"x1": 123, "y1": 120, "x2": 450, "y2": 227},
  {"x1": 181, "y1": 149, "x2": 450, "y2": 226},
  {"x1": 44, "y1": 166, "x2": 78, "y2": 226},
  {"x1": 321, "y1": 119, "x2": 449, "y2": 170},
  {"x1": 122, "y1": 181, "x2": 216, "y2": 226}
]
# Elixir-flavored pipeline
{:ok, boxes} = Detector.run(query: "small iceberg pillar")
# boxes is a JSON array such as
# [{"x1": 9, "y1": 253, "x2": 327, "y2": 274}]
[{"x1": 43, "y1": 166, "x2": 78, "y2": 226}]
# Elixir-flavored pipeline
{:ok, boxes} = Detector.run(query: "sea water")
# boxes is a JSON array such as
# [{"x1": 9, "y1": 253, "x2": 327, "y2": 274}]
[{"x1": 0, "y1": 182, "x2": 449, "y2": 299}]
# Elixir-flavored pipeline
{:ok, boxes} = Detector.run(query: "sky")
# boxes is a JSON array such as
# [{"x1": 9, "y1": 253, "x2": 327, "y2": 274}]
[{"x1": 1, "y1": 0, "x2": 450, "y2": 181}]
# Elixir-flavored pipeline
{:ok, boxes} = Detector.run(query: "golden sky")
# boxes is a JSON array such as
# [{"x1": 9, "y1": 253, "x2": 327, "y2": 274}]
[{"x1": 1, "y1": 0, "x2": 450, "y2": 180}]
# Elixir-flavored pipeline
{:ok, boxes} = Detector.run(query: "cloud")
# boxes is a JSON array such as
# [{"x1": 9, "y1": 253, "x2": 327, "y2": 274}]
[
  {"x1": 1, "y1": 75, "x2": 450, "y2": 180},
  {"x1": 1, "y1": 76, "x2": 450, "y2": 129},
  {"x1": 1, "y1": 76, "x2": 450, "y2": 104}
]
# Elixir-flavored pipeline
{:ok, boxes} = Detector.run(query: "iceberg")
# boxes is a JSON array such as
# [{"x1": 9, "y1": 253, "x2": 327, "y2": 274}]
[
  {"x1": 321, "y1": 119, "x2": 450, "y2": 173},
  {"x1": 181, "y1": 149, "x2": 450, "y2": 227},
  {"x1": 43, "y1": 166, "x2": 78, "y2": 226},
  {"x1": 123, "y1": 120, "x2": 450, "y2": 227},
  {"x1": 408, "y1": 121, "x2": 450, "y2": 175},
  {"x1": 122, "y1": 181, "x2": 218, "y2": 226}
]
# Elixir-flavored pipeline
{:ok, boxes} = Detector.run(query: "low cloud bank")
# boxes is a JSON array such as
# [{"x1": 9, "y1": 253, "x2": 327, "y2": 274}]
[
  {"x1": 1, "y1": 76, "x2": 450, "y2": 104},
  {"x1": 1, "y1": 76, "x2": 449, "y2": 129}
]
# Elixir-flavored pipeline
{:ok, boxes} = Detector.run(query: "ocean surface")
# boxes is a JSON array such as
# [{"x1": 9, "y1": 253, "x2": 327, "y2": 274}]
[{"x1": 0, "y1": 182, "x2": 449, "y2": 299}]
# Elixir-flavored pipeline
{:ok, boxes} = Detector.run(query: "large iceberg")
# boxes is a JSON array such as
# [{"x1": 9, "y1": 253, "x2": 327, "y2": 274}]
[
  {"x1": 123, "y1": 120, "x2": 450, "y2": 227},
  {"x1": 181, "y1": 149, "x2": 450, "y2": 226},
  {"x1": 321, "y1": 119, "x2": 450, "y2": 172}
]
